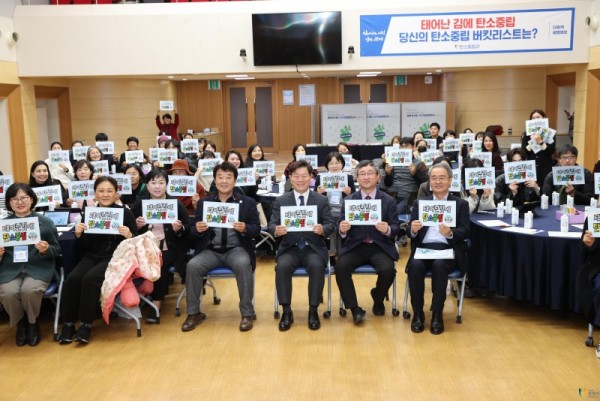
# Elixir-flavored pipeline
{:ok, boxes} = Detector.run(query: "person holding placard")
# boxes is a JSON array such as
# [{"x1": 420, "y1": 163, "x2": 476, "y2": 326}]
[
  {"x1": 218, "y1": 150, "x2": 258, "y2": 200},
  {"x1": 182, "y1": 162, "x2": 260, "y2": 333},
  {"x1": 155, "y1": 111, "x2": 179, "y2": 139},
  {"x1": 542, "y1": 144, "x2": 594, "y2": 205},
  {"x1": 481, "y1": 132, "x2": 504, "y2": 177},
  {"x1": 118, "y1": 136, "x2": 150, "y2": 172},
  {"x1": 69, "y1": 139, "x2": 85, "y2": 164},
  {"x1": 58, "y1": 176, "x2": 137, "y2": 345},
  {"x1": 167, "y1": 159, "x2": 205, "y2": 216},
  {"x1": 521, "y1": 109, "x2": 556, "y2": 186},
  {"x1": 336, "y1": 142, "x2": 359, "y2": 178},
  {"x1": 269, "y1": 160, "x2": 334, "y2": 331},
  {"x1": 0, "y1": 183, "x2": 60, "y2": 346},
  {"x1": 67, "y1": 160, "x2": 97, "y2": 209},
  {"x1": 336, "y1": 160, "x2": 399, "y2": 324},
  {"x1": 383, "y1": 137, "x2": 428, "y2": 216},
  {"x1": 494, "y1": 148, "x2": 540, "y2": 206},
  {"x1": 283, "y1": 144, "x2": 318, "y2": 179},
  {"x1": 119, "y1": 164, "x2": 148, "y2": 207},
  {"x1": 195, "y1": 150, "x2": 219, "y2": 193},
  {"x1": 94, "y1": 133, "x2": 119, "y2": 169},
  {"x1": 407, "y1": 163, "x2": 470, "y2": 335},
  {"x1": 132, "y1": 169, "x2": 190, "y2": 323},
  {"x1": 427, "y1": 122, "x2": 443, "y2": 149},
  {"x1": 578, "y1": 217, "x2": 600, "y2": 341},
  {"x1": 460, "y1": 158, "x2": 496, "y2": 213},
  {"x1": 29, "y1": 160, "x2": 69, "y2": 210},
  {"x1": 417, "y1": 156, "x2": 456, "y2": 199},
  {"x1": 45, "y1": 141, "x2": 74, "y2": 190}
]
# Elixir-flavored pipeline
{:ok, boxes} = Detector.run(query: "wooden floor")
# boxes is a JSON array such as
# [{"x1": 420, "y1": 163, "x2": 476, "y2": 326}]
[{"x1": 0, "y1": 250, "x2": 597, "y2": 401}]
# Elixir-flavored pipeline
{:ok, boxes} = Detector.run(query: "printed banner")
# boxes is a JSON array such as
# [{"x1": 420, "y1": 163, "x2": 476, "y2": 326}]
[
  {"x1": 68, "y1": 180, "x2": 95, "y2": 201},
  {"x1": 344, "y1": 199, "x2": 382, "y2": 226},
  {"x1": 459, "y1": 133, "x2": 474, "y2": 146},
  {"x1": 367, "y1": 103, "x2": 401, "y2": 143},
  {"x1": 360, "y1": 9, "x2": 574, "y2": 56},
  {"x1": 401, "y1": 102, "x2": 446, "y2": 138},
  {"x1": 96, "y1": 141, "x2": 115, "y2": 155},
  {"x1": 0, "y1": 175, "x2": 14, "y2": 195},
  {"x1": 0, "y1": 217, "x2": 41, "y2": 247},
  {"x1": 167, "y1": 176, "x2": 196, "y2": 196},
  {"x1": 420, "y1": 150, "x2": 439, "y2": 166},
  {"x1": 203, "y1": 201, "x2": 240, "y2": 228},
  {"x1": 588, "y1": 208, "x2": 600, "y2": 237},
  {"x1": 321, "y1": 104, "x2": 368, "y2": 144},
  {"x1": 72, "y1": 146, "x2": 90, "y2": 161},
  {"x1": 198, "y1": 159, "x2": 220, "y2": 176},
  {"x1": 280, "y1": 205, "x2": 318, "y2": 232},
  {"x1": 111, "y1": 174, "x2": 132, "y2": 195},
  {"x1": 125, "y1": 150, "x2": 144, "y2": 164},
  {"x1": 84, "y1": 207, "x2": 124, "y2": 235},
  {"x1": 552, "y1": 166, "x2": 585, "y2": 186},
  {"x1": 32, "y1": 185, "x2": 63, "y2": 207},
  {"x1": 470, "y1": 152, "x2": 492, "y2": 168},
  {"x1": 253, "y1": 160, "x2": 275, "y2": 177},
  {"x1": 48, "y1": 150, "x2": 70, "y2": 164},
  {"x1": 142, "y1": 199, "x2": 178, "y2": 224},
  {"x1": 443, "y1": 139, "x2": 460, "y2": 152},
  {"x1": 504, "y1": 160, "x2": 537, "y2": 184},
  {"x1": 90, "y1": 160, "x2": 109, "y2": 175},
  {"x1": 465, "y1": 167, "x2": 495, "y2": 189},
  {"x1": 236, "y1": 168, "x2": 257, "y2": 187},
  {"x1": 385, "y1": 147, "x2": 412, "y2": 167},
  {"x1": 296, "y1": 154, "x2": 319, "y2": 169},
  {"x1": 181, "y1": 139, "x2": 199, "y2": 154},
  {"x1": 319, "y1": 173, "x2": 348, "y2": 190},
  {"x1": 450, "y1": 169, "x2": 461, "y2": 192},
  {"x1": 418, "y1": 200, "x2": 457, "y2": 227},
  {"x1": 158, "y1": 149, "x2": 178, "y2": 164},
  {"x1": 525, "y1": 118, "x2": 549, "y2": 136}
]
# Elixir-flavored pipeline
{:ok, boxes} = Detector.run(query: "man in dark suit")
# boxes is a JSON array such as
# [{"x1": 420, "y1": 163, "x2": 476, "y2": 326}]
[
  {"x1": 182, "y1": 162, "x2": 260, "y2": 332},
  {"x1": 407, "y1": 162, "x2": 470, "y2": 335},
  {"x1": 336, "y1": 160, "x2": 399, "y2": 324},
  {"x1": 269, "y1": 160, "x2": 334, "y2": 331}
]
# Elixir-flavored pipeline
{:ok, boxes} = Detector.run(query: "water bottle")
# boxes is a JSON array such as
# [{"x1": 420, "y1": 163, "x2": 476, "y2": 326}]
[
  {"x1": 524, "y1": 211, "x2": 533, "y2": 229},
  {"x1": 540, "y1": 194, "x2": 549, "y2": 210},
  {"x1": 497, "y1": 202, "x2": 505, "y2": 218},
  {"x1": 111, "y1": 164, "x2": 117, "y2": 174},
  {"x1": 279, "y1": 174, "x2": 286, "y2": 194},
  {"x1": 48, "y1": 203, "x2": 55, "y2": 211},
  {"x1": 505, "y1": 198, "x2": 513, "y2": 214},
  {"x1": 265, "y1": 175, "x2": 272, "y2": 193},
  {"x1": 566, "y1": 195, "x2": 574, "y2": 208},
  {"x1": 591, "y1": 198, "x2": 598, "y2": 208},
  {"x1": 551, "y1": 191, "x2": 559, "y2": 206},
  {"x1": 511, "y1": 207, "x2": 519, "y2": 225},
  {"x1": 560, "y1": 213, "x2": 569, "y2": 233}
]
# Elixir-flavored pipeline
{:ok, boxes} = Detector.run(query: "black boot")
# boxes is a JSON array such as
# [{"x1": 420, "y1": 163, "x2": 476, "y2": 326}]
[
  {"x1": 16, "y1": 318, "x2": 27, "y2": 347},
  {"x1": 27, "y1": 321, "x2": 41, "y2": 346}
]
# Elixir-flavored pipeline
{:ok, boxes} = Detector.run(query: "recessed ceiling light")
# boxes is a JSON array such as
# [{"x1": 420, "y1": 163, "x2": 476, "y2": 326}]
[
  {"x1": 426, "y1": 72, "x2": 433, "y2": 75},
  {"x1": 357, "y1": 74, "x2": 378, "y2": 78},
  {"x1": 168, "y1": 76, "x2": 174, "y2": 79},
  {"x1": 226, "y1": 74, "x2": 249, "y2": 78},
  {"x1": 182, "y1": 78, "x2": 188, "y2": 81},
  {"x1": 358, "y1": 71, "x2": 381, "y2": 75},
  {"x1": 435, "y1": 69, "x2": 442, "y2": 73},
  {"x1": 234, "y1": 77, "x2": 255, "y2": 80}
]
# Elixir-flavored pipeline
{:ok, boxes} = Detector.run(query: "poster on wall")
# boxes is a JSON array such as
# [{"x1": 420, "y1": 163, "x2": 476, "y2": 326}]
[
  {"x1": 360, "y1": 9, "x2": 574, "y2": 57},
  {"x1": 401, "y1": 102, "x2": 447, "y2": 138},
  {"x1": 321, "y1": 104, "x2": 367, "y2": 145},
  {"x1": 366, "y1": 103, "x2": 401, "y2": 144}
]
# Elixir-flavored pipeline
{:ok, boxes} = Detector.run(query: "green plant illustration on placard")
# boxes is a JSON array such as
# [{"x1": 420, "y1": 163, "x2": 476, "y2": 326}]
[
  {"x1": 373, "y1": 124, "x2": 386, "y2": 141},
  {"x1": 419, "y1": 123, "x2": 430, "y2": 134},
  {"x1": 339, "y1": 125, "x2": 352, "y2": 142}
]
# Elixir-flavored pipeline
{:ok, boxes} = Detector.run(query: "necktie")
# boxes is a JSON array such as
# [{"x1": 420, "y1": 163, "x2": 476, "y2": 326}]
[
  {"x1": 297, "y1": 194, "x2": 306, "y2": 249},
  {"x1": 364, "y1": 195, "x2": 373, "y2": 243}
]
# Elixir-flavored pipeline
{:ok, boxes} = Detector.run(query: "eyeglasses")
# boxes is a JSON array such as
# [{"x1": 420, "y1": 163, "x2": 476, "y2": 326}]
[
  {"x1": 358, "y1": 172, "x2": 377, "y2": 177},
  {"x1": 10, "y1": 196, "x2": 30, "y2": 204},
  {"x1": 560, "y1": 155, "x2": 576, "y2": 161}
]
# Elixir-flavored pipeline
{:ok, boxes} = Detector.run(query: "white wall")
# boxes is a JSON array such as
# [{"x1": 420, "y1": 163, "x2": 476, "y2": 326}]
[
  {"x1": 557, "y1": 85, "x2": 574, "y2": 134},
  {"x1": 12, "y1": 0, "x2": 591, "y2": 78},
  {"x1": 0, "y1": 16, "x2": 18, "y2": 62},
  {"x1": 36, "y1": 98, "x2": 60, "y2": 158}
]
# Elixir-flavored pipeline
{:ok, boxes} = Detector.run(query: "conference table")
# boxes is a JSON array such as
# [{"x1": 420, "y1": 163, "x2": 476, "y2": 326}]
[
  {"x1": 468, "y1": 206, "x2": 584, "y2": 312},
  {"x1": 306, "y1": 144, "x2": 385, "y2": 164}
]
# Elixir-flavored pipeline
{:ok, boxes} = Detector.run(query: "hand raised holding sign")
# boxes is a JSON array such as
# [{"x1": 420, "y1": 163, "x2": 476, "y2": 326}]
[{"x1": 583, "y1": 230, "x2": 595, "y2": 247}]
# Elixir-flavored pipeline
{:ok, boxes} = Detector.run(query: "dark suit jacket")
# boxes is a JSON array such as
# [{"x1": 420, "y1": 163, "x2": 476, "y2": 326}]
[
  {"x1": 578, "y1": 218, "x2": 600, "y2": 324},
  {"x1": 407, "y1": 194, "x2": 470, "y2": 274},
  {"x1": 542, "y1": 167, "x2": 594, "y2": 206},
  {"x1": 268, "y1": 190, "x2": 334, "y2": 264},
  {"x1": 190, "y1": 192, "x2": 260, "y2": 269},
  {"x1": 338, "y1": 189, "x2": 399, "y2": 261}
]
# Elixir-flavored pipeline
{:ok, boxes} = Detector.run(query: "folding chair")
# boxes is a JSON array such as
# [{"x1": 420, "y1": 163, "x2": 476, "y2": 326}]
[
  {"x1": 338, "y1": 265, "x2": 399, "y2": 317},
  {"x1": 112, "y1": 290, "x2": 160, "y2": 337},
  {"x1": 584, "y1": 324, "x2": 600, "y2": 358},
  {"x1": 402, "y1": 270, "x2": 467, "y2": 324},
  {"x1": 43, "y1": 266, "x2": 65, "y2": 341},
  {"x1": 175, "y1": 267, "x2": 256, "y2": 318},
  {"x1": 274, "y1": 263, "x2": 333, "y2": 319}
]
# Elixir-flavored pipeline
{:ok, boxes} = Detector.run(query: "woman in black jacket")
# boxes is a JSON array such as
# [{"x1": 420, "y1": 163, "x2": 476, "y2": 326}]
[{"x1": 132, "y1": 169, "x2": 190, "y2": 323}]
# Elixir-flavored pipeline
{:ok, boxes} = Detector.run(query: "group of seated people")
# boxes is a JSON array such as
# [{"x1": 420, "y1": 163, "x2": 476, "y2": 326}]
[{"x1": 1, "y1": 106, "x2": 600, "y2": 349}]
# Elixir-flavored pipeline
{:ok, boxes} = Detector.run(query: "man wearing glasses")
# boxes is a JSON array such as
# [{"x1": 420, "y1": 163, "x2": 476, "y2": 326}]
[
  {"x1": 269, "y1": 160, "x2": 334, "y2": 331},
  {"x1": 336, "y1": 160, "x2": 399, "y2": 324},
  {"x1": 542, "y1": 144, "x2": 594, "y2": 205}
]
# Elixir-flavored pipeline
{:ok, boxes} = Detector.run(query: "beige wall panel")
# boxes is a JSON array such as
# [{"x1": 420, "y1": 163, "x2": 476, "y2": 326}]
[
  {"x1": 71, "y1": 98, "x2": 162, "y2": 121},
  {"x1": 176, "y1": 81, "x2": 224, "y2": 135},
  {"x1": 442, "y1": 68, "x2": 546, "y2": 91},
  {"x1": 0, "y1": 61, "x2": 19, "y2": 85},
  {"x1": 70, "y1": 79, "x2": 175, "y2": 100},
  {"x1": 391, "y1": 75, "x2": 441, "y2": 102}
]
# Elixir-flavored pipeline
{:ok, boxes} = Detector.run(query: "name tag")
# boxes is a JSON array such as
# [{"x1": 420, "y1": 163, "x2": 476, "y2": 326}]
[
  {"x1": 329, "y1": 191, "x2": 342, "y2": 206},
  {"x1": 13, "y1": 246, "x2": 29, "y2": 263}
]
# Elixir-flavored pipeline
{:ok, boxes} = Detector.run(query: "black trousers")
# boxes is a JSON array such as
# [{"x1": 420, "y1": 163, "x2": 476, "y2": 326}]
[
  {"x1": 406, "y1": 243, "x2": 455, "y2": 314},
  {"x1": 151, "y1": 248, "x2": 182, "y2": 301},
  {"x1": 335, "y1": 243, "x2": 396, "y2": 310},
  {"x1": 275, "y1": 246, "x2": 325, "y2": 308},
  {"x1": 61, "y1": 254, "x2": 110, "y2": 324}
]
